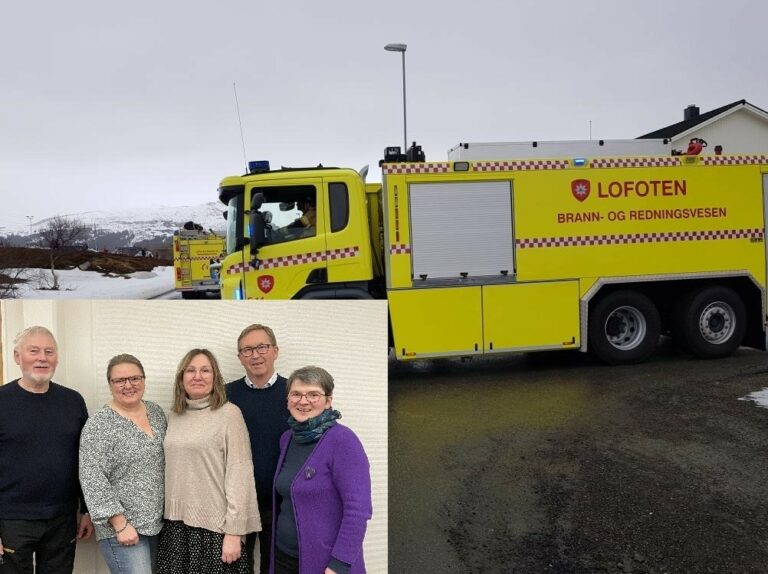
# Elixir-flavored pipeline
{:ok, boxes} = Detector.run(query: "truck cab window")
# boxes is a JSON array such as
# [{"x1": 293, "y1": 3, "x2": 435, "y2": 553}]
[
  {"x1": 329, "y1": 182, "x2": 349, "y2": 232},
  {"x1": 250, "y1": 185, "x2": 317, "y2": 246}
]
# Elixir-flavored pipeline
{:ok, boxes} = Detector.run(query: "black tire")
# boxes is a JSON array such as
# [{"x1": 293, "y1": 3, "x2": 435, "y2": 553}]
[
  {"x1": 677, "y1": 286, "x2": 746, "y2": 359},
  {"x1": 588, "y1": 290, "x2": 661, "y2": 365},
  {"x1": 180, "y1": 291, "x2": 199, "y2": 300}
]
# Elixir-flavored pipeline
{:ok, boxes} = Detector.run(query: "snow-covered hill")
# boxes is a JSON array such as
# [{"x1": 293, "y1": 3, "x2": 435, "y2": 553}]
[{"x1": 1, "y1": 203, "x2": 227, "y2": 247}]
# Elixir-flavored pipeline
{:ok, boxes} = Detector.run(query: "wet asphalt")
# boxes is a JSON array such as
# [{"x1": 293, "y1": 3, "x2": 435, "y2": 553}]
[{"x1": 389, "y1": 342, "x2": 768, "y2": 573}]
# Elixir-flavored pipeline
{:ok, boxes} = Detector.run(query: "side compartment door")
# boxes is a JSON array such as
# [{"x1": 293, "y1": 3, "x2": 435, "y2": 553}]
[
  {"x1": 483, "y1": 281, "x2": 580, "y2": 352},
  {"x1": 388, "y1": 286, "x2": 483, "y2": 359},
  {"x1": 409, "y1": 180, "x2": 515, "y2": 280}
]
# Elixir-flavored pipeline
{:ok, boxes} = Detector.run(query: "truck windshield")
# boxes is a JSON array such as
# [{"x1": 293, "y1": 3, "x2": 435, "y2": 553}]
[{"x1": 225, "y1": 196, "x2": 240, "y2": 255}]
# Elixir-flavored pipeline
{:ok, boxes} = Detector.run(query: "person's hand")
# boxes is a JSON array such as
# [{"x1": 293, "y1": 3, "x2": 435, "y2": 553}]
[
  {"x1": 116, "y1": 524, "x2": 139, "y2": 546},
  {"x1": 78, "y1": 514, "x2": 94, "y2": 540},
  {"x1": 221, "y1": 534, "x2": 241, "y2": 564},
  {"x1": 0, "y1": 534, "x2": 4, "y2": 556},
  {"x1": 325, "y1": 568, "x2": 338, "y2": 574}
]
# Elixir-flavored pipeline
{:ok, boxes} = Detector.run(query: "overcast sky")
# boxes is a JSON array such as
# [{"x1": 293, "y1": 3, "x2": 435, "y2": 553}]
[{"x1": 3, "y1": 0, "x2": 767, "y2": 230}]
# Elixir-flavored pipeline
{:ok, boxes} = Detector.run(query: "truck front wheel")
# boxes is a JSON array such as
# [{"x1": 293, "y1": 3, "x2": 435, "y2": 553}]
[
  {"x1": 589, "y1": 291, "x2": 661, "y2": 365},
  {"x1": 676, "y1": 286, "x2": 746, "y2": 359}
]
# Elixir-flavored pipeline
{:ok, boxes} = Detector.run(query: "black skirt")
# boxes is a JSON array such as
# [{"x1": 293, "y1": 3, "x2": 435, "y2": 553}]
[{"x1": 157, "y1": 520, "x2": 250, "y2": 574}]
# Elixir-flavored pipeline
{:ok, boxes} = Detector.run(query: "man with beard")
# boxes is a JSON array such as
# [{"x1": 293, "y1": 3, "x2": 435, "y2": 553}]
[
  {"x1": 226, "y1": 324, "x2": 290, "y2": 574},
  {"x1": 0, "y1": 326, "x2": 93, "y2": 574}
]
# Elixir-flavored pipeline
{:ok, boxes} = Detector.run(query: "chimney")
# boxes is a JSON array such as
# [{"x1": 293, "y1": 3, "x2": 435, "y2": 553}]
[{"x1": 684, "y1": 104, "x2": 700, "y2": 121}]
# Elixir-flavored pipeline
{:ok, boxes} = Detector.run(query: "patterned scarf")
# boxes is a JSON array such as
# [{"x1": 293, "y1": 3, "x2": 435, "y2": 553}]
[{"x1": 288, "y1": 408, "x2": 342, "y2": 444}]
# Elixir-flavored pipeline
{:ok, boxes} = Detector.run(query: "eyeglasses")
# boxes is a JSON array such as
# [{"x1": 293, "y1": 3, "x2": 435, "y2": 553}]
[
  {"x1": 110, "y1": 375, "x2": 145, "y2": 387},
  {"x1": 238, "y1": 344, "x2": 274, "y2": 357},
  {"x1": 288, "y1": 391, "x2": 327, "y2": 403},
  {"x1": 184, "y1": 367, "x2": 213, "y2": 377}
]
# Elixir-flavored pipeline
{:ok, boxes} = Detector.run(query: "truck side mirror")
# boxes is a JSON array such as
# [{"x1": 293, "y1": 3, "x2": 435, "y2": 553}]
[
  {"x1": 252, "y1": 192, "x2": 265, "y2": 210},
  {"x1": 249, "y1": 210, "x2": 268, "y2": 252}
]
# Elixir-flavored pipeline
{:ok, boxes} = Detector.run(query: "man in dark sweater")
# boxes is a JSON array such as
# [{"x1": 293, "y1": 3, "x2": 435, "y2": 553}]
[
  {"x1": 0, "y1": 326, "x2": 93, "y2": 574},
  {"x1": 226, "y1": 324, "x2": 290, "y2": 574}
]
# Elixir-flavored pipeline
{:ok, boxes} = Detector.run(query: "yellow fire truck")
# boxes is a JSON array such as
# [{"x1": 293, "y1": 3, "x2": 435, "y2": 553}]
[
  {"x1": 214, "y1": 149, "x2": 768, "y2": 364},
  {"x1": 173, "y1": 226, "x2": 225, "y2": 299}
]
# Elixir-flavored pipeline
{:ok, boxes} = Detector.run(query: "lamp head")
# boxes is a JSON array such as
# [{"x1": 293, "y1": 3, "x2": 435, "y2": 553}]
[{"x1": 384, "y1": 43, "x2": 407, "y2": 53}]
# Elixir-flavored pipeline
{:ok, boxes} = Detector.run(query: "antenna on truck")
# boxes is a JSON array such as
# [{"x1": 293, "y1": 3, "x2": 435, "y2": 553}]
[{"x1": 233, "y1": 82, "x2": 248, "y2": 173}]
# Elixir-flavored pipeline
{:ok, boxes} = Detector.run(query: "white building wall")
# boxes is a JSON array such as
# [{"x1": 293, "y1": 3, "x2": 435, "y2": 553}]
[
  {"x1": 672, "y1": 109, "x2": 768, "y2": 154},
  {"x1": 0, "y1": 299, "x2": 388, "y2": 574}
]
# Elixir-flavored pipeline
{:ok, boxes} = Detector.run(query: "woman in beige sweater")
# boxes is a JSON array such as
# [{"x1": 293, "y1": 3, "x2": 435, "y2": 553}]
[{"x1": 157, "y1": 348, "x2": 261, "y2": 574}]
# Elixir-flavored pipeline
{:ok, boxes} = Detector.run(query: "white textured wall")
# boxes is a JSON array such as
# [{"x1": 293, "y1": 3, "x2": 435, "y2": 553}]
[{"x1": 0, "y1": 299, "x2": 388, "y2": 574}]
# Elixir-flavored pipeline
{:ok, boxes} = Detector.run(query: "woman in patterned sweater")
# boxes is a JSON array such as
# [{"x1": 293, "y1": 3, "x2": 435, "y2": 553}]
[{"x1": 79, "y1": 354, "x2": 167, "y2": 574}]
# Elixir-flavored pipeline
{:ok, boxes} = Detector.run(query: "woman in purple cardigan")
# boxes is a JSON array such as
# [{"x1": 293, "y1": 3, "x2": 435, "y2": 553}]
[{"x1": 271, "y1": 366, "x2": 372, "y2": 574}]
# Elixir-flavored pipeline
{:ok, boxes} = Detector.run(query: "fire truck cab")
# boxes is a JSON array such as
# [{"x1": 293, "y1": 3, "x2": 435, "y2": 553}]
[{"x1": 217, "y1": 164, "x2": 380, "y2": 301}]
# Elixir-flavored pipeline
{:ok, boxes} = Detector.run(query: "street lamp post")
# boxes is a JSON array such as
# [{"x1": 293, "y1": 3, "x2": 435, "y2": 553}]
[
  {"x1": 26, "y1": 215, "x2": 34, "y2": 239},
  {"x1": 384, "y1": 43, "x2": 408, "y2": 154}
]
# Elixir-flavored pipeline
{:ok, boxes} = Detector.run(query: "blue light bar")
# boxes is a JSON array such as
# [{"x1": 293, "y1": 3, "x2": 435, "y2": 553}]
[
  {"x1": 248, "y1": 160, "x2": 270, "y2": 174},
  {"x1": 573, "y1": 158, "x2": 587, "y2": 167}
]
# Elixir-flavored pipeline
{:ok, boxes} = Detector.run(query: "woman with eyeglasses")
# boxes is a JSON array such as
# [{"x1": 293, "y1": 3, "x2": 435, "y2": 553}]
[
  {"x1": 158, "y1": 348, "x2": 260, "y2": 574},
  {"x1": 79, "y1": 354, "x2": 167, "y2": 573},
  {"x1": 271, "y1": 366, "x2": 372, "y2": 574}
]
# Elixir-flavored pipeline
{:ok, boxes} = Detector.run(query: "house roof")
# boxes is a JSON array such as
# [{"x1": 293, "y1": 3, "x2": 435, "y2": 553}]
[{"x1": 638, "y1": 99, "x2": 768, "y2": 139}]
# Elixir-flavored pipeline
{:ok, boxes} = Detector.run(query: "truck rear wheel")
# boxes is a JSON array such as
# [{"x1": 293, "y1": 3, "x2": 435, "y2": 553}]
[
  {"x1": 676, "y1": 286, "x2": 746, "y2": 359},
  {"x1": 588, "y1": 290, "x2": 661, "y2": 365}
]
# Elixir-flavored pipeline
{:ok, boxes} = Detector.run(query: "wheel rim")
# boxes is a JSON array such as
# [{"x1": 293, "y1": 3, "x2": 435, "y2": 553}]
[
  {"x1": 699, "y1": 301, "x2": 735, "y2": 344},
  {"x1": 604, "y1": 305, "x2": 647, "y2": 350}
]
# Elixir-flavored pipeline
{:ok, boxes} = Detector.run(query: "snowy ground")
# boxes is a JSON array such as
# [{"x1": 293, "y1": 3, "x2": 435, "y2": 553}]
[
  {"x1": 740, "y1": 387, "x2": 768, "y2": 409},
  {"x1": 9, "y1": 267, "x2": 175, "y2": 299}
]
